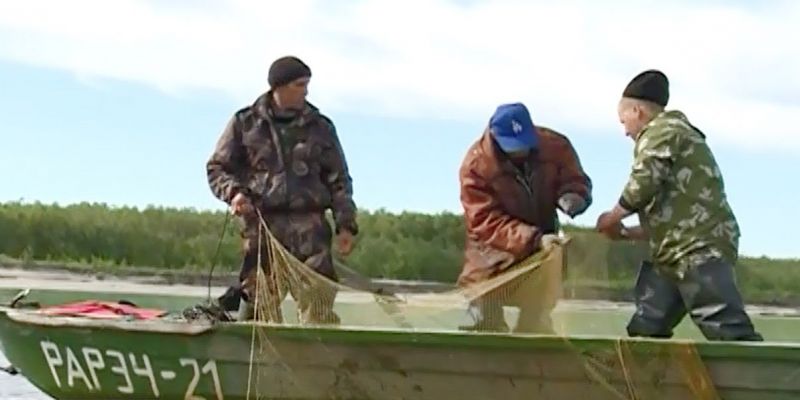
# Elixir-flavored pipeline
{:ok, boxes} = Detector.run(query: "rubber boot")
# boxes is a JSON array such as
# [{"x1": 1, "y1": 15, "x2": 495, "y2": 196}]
[{"x1": 237, "y1": 299, "x2": 255, "y2": 321}]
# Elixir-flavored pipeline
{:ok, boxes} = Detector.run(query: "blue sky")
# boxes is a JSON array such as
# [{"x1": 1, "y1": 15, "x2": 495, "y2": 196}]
[{"x1": 0, "y1": 0, "x2": 798, "y2": 259}]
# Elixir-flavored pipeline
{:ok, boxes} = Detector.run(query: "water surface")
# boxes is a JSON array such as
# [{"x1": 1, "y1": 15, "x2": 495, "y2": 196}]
[{"x1": 0, "y1": 351, "x2": 51, "y2": 400}]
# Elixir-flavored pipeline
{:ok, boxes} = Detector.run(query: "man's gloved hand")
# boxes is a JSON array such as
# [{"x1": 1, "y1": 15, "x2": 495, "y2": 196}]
[
  {"x1": 557, "y1": 192, "x2": 587, "y2": 218},
  {"x1": 540, "y1": 233, "x2": 566, "y2": 249}
]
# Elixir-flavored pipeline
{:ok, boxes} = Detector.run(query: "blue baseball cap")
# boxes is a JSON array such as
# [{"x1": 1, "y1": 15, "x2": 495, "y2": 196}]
[{"x1": 489, "y1": 102, "x2": 538, "y2": 152}]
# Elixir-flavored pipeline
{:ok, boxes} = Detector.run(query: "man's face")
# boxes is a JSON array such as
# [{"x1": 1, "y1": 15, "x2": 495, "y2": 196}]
[
  {"x1": 274, "y1": 77, "x2": 310, "y2": 110},
  {"x1": 617, "y1": 99, "x2": 645, "y2": 141},
  {"x1": 506, "y1": 149, "x2": 530, "y2": 161}
]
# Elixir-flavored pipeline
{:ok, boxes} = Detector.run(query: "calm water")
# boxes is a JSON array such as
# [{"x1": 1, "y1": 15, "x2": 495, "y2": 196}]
[{"x1": 0, "y1": 351, "x2": 51, "y2": 400}]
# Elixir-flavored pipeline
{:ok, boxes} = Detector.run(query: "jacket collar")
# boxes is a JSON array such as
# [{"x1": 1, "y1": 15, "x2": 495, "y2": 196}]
[
  {"x1": 636, "y1": 109, "x2": 704, "y2": 142},
  {"x1": 252, "y1": 91, "x2": 320, "y2": 127},
  {"x1": 477, "y1": 128, "x2": 538, "y2": 176}
]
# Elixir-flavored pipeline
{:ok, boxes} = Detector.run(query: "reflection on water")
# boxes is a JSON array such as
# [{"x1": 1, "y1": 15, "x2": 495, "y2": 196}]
[{"x1": 0, "y1": 351, "x2": 51, "y2": 400}]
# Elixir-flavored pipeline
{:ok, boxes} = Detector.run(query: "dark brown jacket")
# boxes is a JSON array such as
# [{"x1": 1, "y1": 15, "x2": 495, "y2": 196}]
[
  {"x1": 207, "y1": 92, "x2": 358, "y2": 234},
  {"x1": 458, "y1": 126, "x2": 591, "y2": 286}
]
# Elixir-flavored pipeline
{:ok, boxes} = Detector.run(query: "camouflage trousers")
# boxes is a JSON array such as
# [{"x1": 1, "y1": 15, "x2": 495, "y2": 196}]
[
  {"x1": 238, "y1": 210, "x2": 340, "y2": 325},
  {"x1": 460, "y1": 246, "x2": 563, "y2": 334}
]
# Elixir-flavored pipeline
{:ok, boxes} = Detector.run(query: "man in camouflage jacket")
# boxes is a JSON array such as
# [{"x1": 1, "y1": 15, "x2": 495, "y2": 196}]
[
  {"x1": 206, "y1": 56, "x2": 358, "y2": 324},
  {"x1": 596, "y1": 70, "x2": 762, "y2": 341}
]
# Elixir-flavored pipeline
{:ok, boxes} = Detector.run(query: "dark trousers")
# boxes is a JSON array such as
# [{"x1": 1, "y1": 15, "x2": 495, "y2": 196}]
[
  {"x1": 234, "y1": 211, "x2": 340, "y2": 324},
  {"x1": 627, "y1": 258, "x2": 763, "y2": 341}
]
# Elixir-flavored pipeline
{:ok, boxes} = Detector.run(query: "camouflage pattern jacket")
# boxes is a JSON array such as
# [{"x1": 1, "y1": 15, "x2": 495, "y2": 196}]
[
  {"x1": 619, "y1": 110, "x2": 739, "y2": 278},
  {"x1": 458, "y1": 127, "x2": 592, "y2": 286},
  {"x1": 206, "y1": 92, "x2": 358, "y2": 235}
]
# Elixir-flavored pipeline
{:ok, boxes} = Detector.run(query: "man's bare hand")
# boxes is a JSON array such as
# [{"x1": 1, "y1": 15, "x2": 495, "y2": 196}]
[
  {"x1": 596, "y1": 211, "x2": 625, "y2": 240},
  {"x1": 231, "y1": 193, "x2": 254, "y2": 216},
  {"x1": 335, "y1": 230, "x2": 355, "y2": 256}
]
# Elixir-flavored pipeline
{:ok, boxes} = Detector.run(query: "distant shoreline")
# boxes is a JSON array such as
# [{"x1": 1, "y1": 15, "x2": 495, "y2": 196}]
[
  {"x1": 0, "y1": 259, "x2": 455, "y2": 296},
  {"x1": 3, "y1": 259, "x2": 800, "y2": 311},
  {"x1": 2, "y1": 202, "x2": 798, "y2": 309},
  {"x1": 1, "y1": 259, "x2": 240, "y2": 288}
]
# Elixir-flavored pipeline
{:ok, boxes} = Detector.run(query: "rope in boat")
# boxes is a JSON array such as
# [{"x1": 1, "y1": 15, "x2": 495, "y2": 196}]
[
  {"x1": 245, "y1": 217, "x2": 263, "y2": 400},
  {"x1": 206, "y1": 212, "x2": 231, "y2": 302}
]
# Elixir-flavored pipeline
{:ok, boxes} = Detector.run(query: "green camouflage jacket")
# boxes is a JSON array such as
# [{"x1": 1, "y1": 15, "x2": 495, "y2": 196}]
[{"x1": 619, "y1": 110, "x2": 739, "y2": 279}]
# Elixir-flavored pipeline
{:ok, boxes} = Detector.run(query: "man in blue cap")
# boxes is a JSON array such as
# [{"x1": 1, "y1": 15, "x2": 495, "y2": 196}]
[{"x1": 457, "y1": 102, "x2": 593, "y2": 332}]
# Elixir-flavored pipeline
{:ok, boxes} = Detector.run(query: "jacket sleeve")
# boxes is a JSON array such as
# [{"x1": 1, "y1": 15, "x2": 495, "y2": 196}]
[
  {"x1": 206, "y1": 115, "x2": 248, "y2": 204},
  {"x1": 553, "y1": 132, "x2": 593, "y2": 205},
  {"x1": 320, "y1": 118, "x2": 359, "y2": 235},
  {"x1": 460, "y1": 160, "x2": 541, "y2": 256},
  {"x1": 619, "y1": 127, "x2": 675, "y2": 212}
]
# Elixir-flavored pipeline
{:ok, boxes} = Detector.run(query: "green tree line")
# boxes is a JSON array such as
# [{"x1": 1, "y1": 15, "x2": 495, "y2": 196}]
[{"x1": 1, "y1": 201, "x2": 798, "y2": 304}]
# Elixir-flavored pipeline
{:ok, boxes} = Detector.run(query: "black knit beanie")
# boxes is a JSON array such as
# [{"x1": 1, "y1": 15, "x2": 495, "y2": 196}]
[
  {"x1": 622, "y1": 69, "x2": 669, "y2": 107},
  {"x1": 268, "y1": 56, "x2": 312, "y2": 88}
]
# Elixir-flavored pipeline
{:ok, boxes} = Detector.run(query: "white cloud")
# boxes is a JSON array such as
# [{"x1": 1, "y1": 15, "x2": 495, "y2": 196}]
[{"x1": 0, "y1": 0, "x2": 798, "y2": 150}]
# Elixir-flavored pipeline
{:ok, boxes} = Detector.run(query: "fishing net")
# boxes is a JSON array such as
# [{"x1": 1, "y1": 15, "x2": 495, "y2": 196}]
[{"x1": 236, "y1": 210, "x2": 731, "y2": 400}]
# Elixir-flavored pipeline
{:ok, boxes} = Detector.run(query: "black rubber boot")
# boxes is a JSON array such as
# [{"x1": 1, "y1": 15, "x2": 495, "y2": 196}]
[
  {"x1": 679, "y1": 258, "x2": 763, "y2": 341},
  {"x1": 626, "y1": 261, "x2": 687, "y2": 339},
  {"x1": 237, "y1": 299, "x2": 255, "y2": 321}
]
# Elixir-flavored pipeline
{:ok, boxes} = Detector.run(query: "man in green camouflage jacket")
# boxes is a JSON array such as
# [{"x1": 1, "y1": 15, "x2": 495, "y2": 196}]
[{"x1": 596, "y1": 70, "x2": 762, "y2": 341}]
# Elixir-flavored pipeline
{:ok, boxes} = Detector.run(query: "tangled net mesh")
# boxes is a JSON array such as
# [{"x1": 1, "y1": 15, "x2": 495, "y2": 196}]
[{"x1": 240, "y1": 211, "x2": 721, "y2": 400}]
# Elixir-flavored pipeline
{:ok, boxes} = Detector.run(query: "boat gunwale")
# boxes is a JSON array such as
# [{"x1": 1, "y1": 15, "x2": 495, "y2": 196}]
[{"x1": 3, "y1": 307, "x2": 800, "y2": 363}]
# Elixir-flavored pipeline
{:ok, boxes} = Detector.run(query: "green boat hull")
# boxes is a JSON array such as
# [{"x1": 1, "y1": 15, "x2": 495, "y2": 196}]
[{"x1": 2, "y1": 308, "x2": 800, "y2": 400}]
